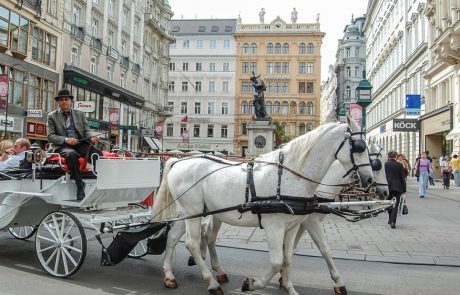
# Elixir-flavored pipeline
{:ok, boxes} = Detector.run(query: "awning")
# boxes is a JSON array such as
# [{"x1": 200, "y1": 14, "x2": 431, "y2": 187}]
[
  {"x1": 144, "y1": 137, "x2": 163, "y2": 150},
  {"x1": 446, "y1": 125, "x2": 460, "y2": 140}
]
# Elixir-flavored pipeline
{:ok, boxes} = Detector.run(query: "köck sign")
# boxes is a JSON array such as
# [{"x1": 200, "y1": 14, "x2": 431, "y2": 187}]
[{"x1": 393, "y1": 118, "x2": 419, "y2": 132}]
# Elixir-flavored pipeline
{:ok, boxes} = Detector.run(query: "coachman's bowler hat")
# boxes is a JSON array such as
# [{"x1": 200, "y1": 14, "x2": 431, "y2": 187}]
[{"x1": 55, "y1": 88, "x2": 74, "y2": 101}]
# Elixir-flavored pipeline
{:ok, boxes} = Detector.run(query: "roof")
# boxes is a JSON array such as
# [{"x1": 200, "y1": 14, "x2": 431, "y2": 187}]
[{"x1": 170, "y1": 19, "x2": 237, "y2": 35}]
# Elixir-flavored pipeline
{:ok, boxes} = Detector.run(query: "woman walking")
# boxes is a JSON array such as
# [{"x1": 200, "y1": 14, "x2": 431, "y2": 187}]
[
  {"x1": 416, "y1": 152, "x2": 432, "y2": 198},
  {"x1": 442, "y1": 156, "x2": 453, "y2": 189}
]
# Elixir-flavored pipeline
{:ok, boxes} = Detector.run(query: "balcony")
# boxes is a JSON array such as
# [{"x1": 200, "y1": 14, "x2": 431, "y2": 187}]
[
  {"x1": 90, "y1": 37, "x2": 103, "y2": 51},
  {"x1": 157, "y1": 105, "x2": 173, "y2": 117},
  {"x1": 106, "y1": 46, "x2": 120, "y2": 60},
  {"x1": 71, "y1": 24, "x2": 85, "y2": 41},
  {"x1": 144, "y1": 13, "x2": 175, "y2": 42},
  {"x1": 121, "y1": 56, "x2": 129, "y2": 68},
  {"x1": 132, "y1": 63, "x2": 141, "y2": 74}
]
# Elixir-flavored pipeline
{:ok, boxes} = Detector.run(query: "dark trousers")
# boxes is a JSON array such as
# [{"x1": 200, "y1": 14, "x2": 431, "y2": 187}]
[
  {"x1": 386, "y1": 192, "x2": 401, "y2": 224},
  {"x1": 57, "y1": 142, "x2": 102, "y2": 187}
]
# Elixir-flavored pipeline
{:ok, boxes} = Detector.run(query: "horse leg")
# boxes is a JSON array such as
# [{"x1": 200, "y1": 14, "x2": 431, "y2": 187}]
[
  {"x1": 205, "y1": 217, "x2": 228, "y2": 283},
  {"x1": 162, "y1": 220, "x2": 185, "y2": 289},
  {"x1": 188, "y1": 218, "x2": 210, "y2": 266},
  {"x1": 184, "y1": 218, "x2": 223, "y2": 294},
  {"x1": 280, "y1": 223, "x2": 306, "y2": 288},
  {"x1": 278, "y1": 224, "x2": 301, "y2": 295},
  {"x1": 306, "y1": 217, "x2": 347, "y2": 295}
]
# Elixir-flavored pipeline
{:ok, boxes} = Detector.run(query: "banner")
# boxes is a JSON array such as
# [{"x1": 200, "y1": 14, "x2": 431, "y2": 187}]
[
  {"x1": 109, "y1": 107, "x2": 119, "y2": 130},
  {"x1": 406, "y1": 94, "x2": 421, "y2": 116},
  {"x1": 154, "y1": 123, "x2": 163, "y2": 139},
  {"x1": 182, "y1": 129, "x2": 189, "y2": 143},
  {"x1": 0, "y1": 74, "x2": 8, "y2": 110},
  {"x1": 350, "y1": 104, "x2": 363, "y2": 126}
]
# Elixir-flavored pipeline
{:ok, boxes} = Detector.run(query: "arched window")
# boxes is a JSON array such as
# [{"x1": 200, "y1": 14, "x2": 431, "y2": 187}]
[
  {"x1": 306, "y1": 122, "x2": 313, "y2": 131},
  {"x1": 242, "y1": 122, "x2": 248, "y2": 135},
  {"x1": 299, "y1": 102, "x2": 306, "y2": 114},
  {"x1": 266, "y1": 101, "x2": 273, "y2": 114},
  {"x1": 281, "y1": 101, "x2": 288, "y2": 114},
  {"x1": 251, "y1": 43, "x2": 257, "y2": 54},
  {"x1": 290, "y1": 101, "x2": 296, "y2": 114},
  {"x1": 307, "y1": 43, "x2": 314, "y2": 54},
  {"x1": 241, "y1": 101, "x2": 248, "y2": 114},
  {"x1": 306, "y1": 102, "x2": 314, "y2": 115},
  {"x1": 283, "y1": 43, "x2": 289, "y2": 54},
  {"x1": 249, "y1": 100, "x2": 255, "y2": 113},
  {"x1": 267, "y1": 43, "x2": 273, "y2": 54},
  {"x1": 345, "y1": 86, "x2": 351, "y2": 100},
  {"x1": 274, "y1": 101, "x2": 281, "y2": 114},
  {"x1": 299, "y1": 43, "x2": 306, "y2": 54},
  {"x1": 242, "y1": 43, "x2": 249, "y2": 54},
  {"x1": 275, "y1": 43, "x2": 282, "y2": 54},
  {"x1": 299, "y1": 123, "x2": 306, "y2": 135}
]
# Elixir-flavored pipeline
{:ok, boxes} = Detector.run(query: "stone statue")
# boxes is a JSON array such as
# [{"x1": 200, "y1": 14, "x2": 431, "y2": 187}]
[
  {"x1": 259, "y1": 8, "x2": 265, "y2": 24},
  {"x1": 291, "y1": 8, "x2": 298, "y2": 23},
  {"x1": 316, "y1": 13, "x2": 320, "y2": 23},
  {"x1": 238, "y1": 13, "x2": 242, "y2": 24},
  {"x1": 250, "y1": 72, "x2": 269, "y2": 120}
]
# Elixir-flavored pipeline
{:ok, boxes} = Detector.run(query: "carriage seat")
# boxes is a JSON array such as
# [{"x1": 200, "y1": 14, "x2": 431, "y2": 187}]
[{"x1": 45, "y1": 150, "x2": 121, "y2": 173}]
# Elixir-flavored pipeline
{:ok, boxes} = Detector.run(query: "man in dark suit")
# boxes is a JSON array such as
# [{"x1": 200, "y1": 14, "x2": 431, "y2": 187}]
[
  {"x1": 385, "y1": 151, "x2": 407, "y2": 229},
  {"x1": 47, "y1": 89, "x2": 103, "y2": 200}
]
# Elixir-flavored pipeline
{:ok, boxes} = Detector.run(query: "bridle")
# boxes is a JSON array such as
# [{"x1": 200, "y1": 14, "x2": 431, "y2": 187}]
[
  {"x1": 334, "y1": 127, "x2": 372, "y2": 178},
  {"x1": 368, "y1": 144, "x2": 387, "y2": 188}
]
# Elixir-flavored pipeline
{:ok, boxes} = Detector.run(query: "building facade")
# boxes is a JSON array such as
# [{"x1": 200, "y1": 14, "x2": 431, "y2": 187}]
[
  {"x1": 165, "y1": 19, "x2": 237, "y2": 154},
  {"x1": 423, "y1": 0, "x2": 459, "y2": 158},
  {"x1": 320, "y1": 65, "x2": 337, "y2": 123},
  {"x1": 364, "y1": 0, "x2": 427, "y2": 168},
  {"x1": 233, "y1": 15, "x2": 325, "y2": 156}
]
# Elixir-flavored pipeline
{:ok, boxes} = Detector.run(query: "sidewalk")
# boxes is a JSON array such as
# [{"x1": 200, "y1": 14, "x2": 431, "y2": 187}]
[{"x1": 215, "y1": 177, "x2": 460, "y2": 266}]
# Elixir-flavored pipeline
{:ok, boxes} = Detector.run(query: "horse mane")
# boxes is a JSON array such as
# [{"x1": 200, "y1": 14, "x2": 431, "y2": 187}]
[{"x1": 282, "y1": 122, "x2": 341, "y2": 171}]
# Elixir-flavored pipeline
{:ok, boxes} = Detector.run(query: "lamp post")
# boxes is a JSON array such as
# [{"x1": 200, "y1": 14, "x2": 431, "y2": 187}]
[
  {"x1": 355, "y1": 74, "x2": 373, "y2": 130},
  {"x1": 1, "y1": 64, "x2": 28, "y2": 140}
]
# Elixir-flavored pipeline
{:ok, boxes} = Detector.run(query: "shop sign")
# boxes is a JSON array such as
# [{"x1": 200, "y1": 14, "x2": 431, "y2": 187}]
[
  {"x1": 73, "y1": 76, "x2": 88, "y2": 86},
  {"x1": 393, "y1": 118, "x2": 419, "y2": 132},
  {"x1": 75, "y1": 101, "x2": 95, "y2": 113},
  {"x1": 405, "y1": 94, "x2": 421, "y2": 116},
  {"x1": 140, "y1": 128, "x2": 154, "y2": 136},
  {"x1": 26, "y1": 109, "x2": 43, "y2": 118},
  {"x1": 0, "y1": 74, "x2": 8, "y2": 110},
  {"x1": 119, "y1": 125, "x2": 138, "y2": 131},
  {"x1": 189, "y1": 117, "x2": 210, "y2": 123},
  {"x1": 26, "y1": 121, "x2": 47, "y2": 139},
  {"x1": 109, "y1": 108, "x2": 119, "y2": 130}
]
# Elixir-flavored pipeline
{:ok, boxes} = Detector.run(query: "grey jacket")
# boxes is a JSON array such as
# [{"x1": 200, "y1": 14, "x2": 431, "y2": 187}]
[{"x1": 47, "y1": 108, "x2": 92, "y2": 150}]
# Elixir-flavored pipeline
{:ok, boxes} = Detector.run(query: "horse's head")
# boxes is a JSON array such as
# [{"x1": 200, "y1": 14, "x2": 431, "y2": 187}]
[
  {"x1": 369, "y1": 140, "x2": 389, "y2": 199},
  {"x1": 333, "y1": 116, "x2": 374, "y2": 188}
]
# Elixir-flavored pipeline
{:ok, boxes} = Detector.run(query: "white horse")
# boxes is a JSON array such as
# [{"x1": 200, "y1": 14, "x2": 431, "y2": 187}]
[{"x1": 153, "y1": 119, "x2": 374, "y2": 295}]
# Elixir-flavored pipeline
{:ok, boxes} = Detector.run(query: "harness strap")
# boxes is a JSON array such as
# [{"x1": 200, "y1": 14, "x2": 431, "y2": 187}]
[{"x1": 276, "y1": 152, "x2": 284, "y2": 200}]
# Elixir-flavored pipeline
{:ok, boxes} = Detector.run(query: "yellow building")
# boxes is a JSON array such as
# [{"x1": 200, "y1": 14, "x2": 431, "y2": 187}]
[{"x1": 233, "y1": 16, "x2": 325, "y2": 156}]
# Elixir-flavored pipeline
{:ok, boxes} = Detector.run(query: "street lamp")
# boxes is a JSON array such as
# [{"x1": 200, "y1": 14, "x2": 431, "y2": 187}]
[
  {"x1": 1, "y1": 64, "x2": 28, "y2": 140},
  {"x1": 338, "y1": 107, "x2": 347, "y2": 123},
  {"x1": 355, "y1": 74, "x2": 373, "y2": 130}
]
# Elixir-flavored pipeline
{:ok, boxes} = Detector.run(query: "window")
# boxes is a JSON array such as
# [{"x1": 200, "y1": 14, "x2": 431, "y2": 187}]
[
  {"x1": 182, "y1": 62, "x2": 189, "y2": 71},
  {"x1": 121, "y1": 40, "x2": 127, "y2": 55},
  {"x1": 108, "y1": 30, "x2": 114, "y2": 47},
  {"x1": 183, "y1": 40, "x2": 190, "y2": 48},
  {"x1": 46, "y1": 0, "x2": 57, "y2": 15},
  {"x1": 211, "y1": 26, "x2": 218, "y2": 32},
  {"x1": 306, "y1": 62, "x2": 314, "y2": 74},
  {"x1": 306, "y1": 122, "x2": 313, "y2": 131},
  {"x1": 224, "y1": 39, "x2": 230, "y2": 48},
  {"x1": 208, "y1": 81, "x2": 215, "y2": 92},
  {"x1": 251, "y1": 43, "x2": 257, "y2": 54},
  {"x1": 346, "y1": 67, "x2": 351, "y2": 77},
  {"x1": 345, "y1": 86, "x2": 351, "y2": 100},
  {"x1": 242, "y1": 43, "x2": 249, "y2": 54},
  {"x1": 354, "y1": 66, "x2": 359, "y2": 77},
  {"x1": 355, "y1": 47, "x2": 360, "y2": 57},
  {"x1": 193, "y1": 124, "x2": 200, "y2": 137},
  {"x1": 195, "y1": 81, "x2": 202, "y2": 92},
  {"x1": 345, "y1": 47, "x2": 350, "y2": 57},
  {"x1": 181, "y1": 81, "x2": 188, "y2": 92},
  {"x1": 249, "y1": 101, "x2": 254, "y2": 113},
  {"x1": 90, "y1": 56, "x2": 97, "y2": 74},
  {"x1": 120, "y1": 72, "x2": 125, "y2": 87},
  {"x1": 169, "y1": 62, "x2": 175, "y2": 71},
  {"x1": 299, "y1": 43, "x2": 306, "y2": 54},
  {"x1": 299, "y1": 82, "x2": 306, "y2": 93},
  {"x1": 134, "y1": 19, "x2": 139, "y2": 37},
  {"x1": 108, "y1": 0, "x2": 115, "y2": 17},
  {"x1": 122, "y1": 8, "x2": 128, "y2": 28},
  {"x1": 91, "y1": 18, "x2": 99, "y2": 37},
  {"x1": 225, "y1": 26, "x2": 232, "y2": 32},
  {"x1": 290, "y1": 102, "x2": 296, "y2": 114},
  {"x1": 299, "y1": 102, "x2": 306, "y2": 114},
  {"x1": 71, "y1": 46, "x2": 80, "y2": 66},
  {"x1": 274, "y1": 101, "x2": 280, "y2": 114},
  {"x1": 31, "y1": 27, "x2": 57, "y2": 68},
  {"x1": 221, "y1": 125, "x2": 228, "y2": 138},
  {"x1": 298, "y1": 62, "x2": 306, "y2": 74},
  {"x1": 167, "y1": 123, "x2": 173, "y2": 136},
  {"x1": 196, "y1": 40, "x2": 203, "y2": 48},
  {"x1": 267, "y1": 62, "x2": 273, "y2": 74},
  {"x1": 168, "y1": 81, "x2": 175, "y2": 92},
  {"x1": 9, "y1": 69, "x2": 26, "y2": 107},
  {"x1": 250, "y1": 62, "x2": 257, "y2": 73},
  {"x1": 210, "y1": 40, "x2": 216, "y2": 48},
  {"x1": 73, "y1": 5, "x2": 81, "y2": 25},
  {"x1": 196, "y1": 63, "x2": 202, "y2": 71},
  {"x1": 107, "y1": 63, "x2": 113, "y2": 82},
  {"x1": 275, "y1": 43, "x2": 281, "y2": 54},
  {"x1": 306, "y1": 102, "x2": 314, "y2": 115},
  {"x1": 281, "y1": 101, "x2": 288, "y2": 114},
  {"x1": 209, "y1": 62, "x2": 216, "y2": 71},
  {"x1": 242, "y1": 122, "x2": 247, "y2": 135},
  {"x1": 242, "y1": 62, "x2": 249, "y2": 73},
  {"x1": 307, "y1": 43, "x2": 314, "y2": 54},
  {"x1": 194, "y1": 102, "x2": 201, "y2": 114},
  {"x1": 275, "y1": 62, "x2": 281, "y2": 73},
  {"x1": 222, "y1": 81, "x2": 229, "y2": 93},
  {"x1": 223, "y1": 62, "x2": 229, "y2": 71},
  {"x1": 222, "y1": 102, "x2": 229, "y2": 114},
  {"x1": 180, "y1": 124, "x2": 186, "y2": 136},
  {"x1": 299, "y1": 123, "x2": 306, "y2": 134},
  {"x1": 207, "y1": 124, "x2": 214, "y2": 137},
  {"x1": 9, "y1": 12, "x2": 29, "y2": 55},
  {"x1": 172, "y1": 26, "x2": 180, "y2": 33},
  {"x1": 208, "y1": 102, "x2": 215, "y2": 114},
  {"x1": 241, "y1": 101, "x2": 248, "y2": 113},
  {"x1": 265, "y1": 101, "x2": 272, "y2": 113},
  {"x1": 267, "y1": 43, "x2": 273, "y2": 54},
  {"x1": 242, "y1": 82, "x2": 251, "y2": 93},
  {"x1": 27, "y1": 75, "x2": 55, "y2": 112},
  {"x1": 180, "y1": 101, "x2": 188, "y2": 114},
  {"x1": 198, "y1": 26, "x2": 205, "y2": 32},
  {"x1": 282, "y1": 62, "x2": 289, "y2": 73},
  {"x1": 307, "y1": 82, "x2": 314, "y2": 93},
  {"x1": 283, "y1": 43, "x2": 289, "y2": 54}
]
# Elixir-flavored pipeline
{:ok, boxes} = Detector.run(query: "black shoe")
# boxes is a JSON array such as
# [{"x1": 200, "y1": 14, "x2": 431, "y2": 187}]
[
  {"x1": 390, "y1": 223, "x2": 396, "y2": 229},
  {"x1": 77, "y1": 182, "x2": 86, "y2": 200}
]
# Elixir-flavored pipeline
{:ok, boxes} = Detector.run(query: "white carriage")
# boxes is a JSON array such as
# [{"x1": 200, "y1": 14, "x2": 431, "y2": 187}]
[{"x1": 0, "y1": 149, "x2": 161, "y2": 278}]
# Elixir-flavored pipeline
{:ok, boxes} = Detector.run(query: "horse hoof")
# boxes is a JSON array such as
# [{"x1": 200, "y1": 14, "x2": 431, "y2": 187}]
[
  {"x1": 163, "y1": 278, "x2": 178, "y2": 289},
  {"x1": 334, "y1": 286, "x2": 347, "y2": 295},
  {"x1": 279, "y1": 276, "x2": 284, "y2": 288},
  {"x1": 241, "y1": 278, "x2": 254, "y2": 292},
  {"x1": 216, "y1": 273, "x2": 229, "y2": 283},
  {"x1": 188, "y1": 256, "x2": 196, "y2": 266},
  {"x1": 208, "y1": 286, "x2": 224, "y2": 295}
]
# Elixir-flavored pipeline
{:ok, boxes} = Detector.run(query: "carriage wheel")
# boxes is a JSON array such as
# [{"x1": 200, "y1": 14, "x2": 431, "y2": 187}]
[
  {"x1": 35, "y1": 211, "x2": 87, "y2": 278},
  {"x1": 8, "y1": 226, "x2": 37, "y2": 240}
]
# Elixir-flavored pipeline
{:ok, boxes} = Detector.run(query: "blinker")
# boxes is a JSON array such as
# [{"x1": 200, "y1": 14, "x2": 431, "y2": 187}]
[
  {"x1": 351, "y1": 139, "x2": 367, "y2": 153},
  {"x1": 370, "y1": 158, "x2": 382, "y2": 171}
]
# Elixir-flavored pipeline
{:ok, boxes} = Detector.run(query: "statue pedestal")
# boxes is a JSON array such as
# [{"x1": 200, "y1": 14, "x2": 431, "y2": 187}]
[{"x1": 247, "y1": 119, "x2": 275, "y2": 157}]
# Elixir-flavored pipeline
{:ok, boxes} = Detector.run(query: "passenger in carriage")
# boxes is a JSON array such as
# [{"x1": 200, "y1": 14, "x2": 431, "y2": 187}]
[
  {"x1": 0, "y1": 138, "x2": 31, "y2": 170},
  {"x1": 0, "y1": 140, "x2": 14, "y2": 161},
  {"x1": 47, "y1": 88, "x2": 103, "y2": 200}
]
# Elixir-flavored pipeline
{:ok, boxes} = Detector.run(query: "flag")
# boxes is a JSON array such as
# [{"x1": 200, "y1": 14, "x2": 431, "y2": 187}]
[
  {"x1": 180, "y1": 115, "x2": 188, "y2": 123},
  {"x1": 182, "y1": 129, "x2": 189, "y2": 143},
  {"x1": 0, "y1": 74, "x2": 8, "y2": 110}
]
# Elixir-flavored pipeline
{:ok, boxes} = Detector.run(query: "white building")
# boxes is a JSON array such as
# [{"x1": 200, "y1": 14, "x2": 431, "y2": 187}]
[
  {"x1": 165, "y1": 19, "x2": 237, "y2": 154},
  {"x1": 320, "y1": 65, "x2": 337, "y2": 123},
  {"x1": 364, "y1": 0, "x2": 427, "y2": 167}
]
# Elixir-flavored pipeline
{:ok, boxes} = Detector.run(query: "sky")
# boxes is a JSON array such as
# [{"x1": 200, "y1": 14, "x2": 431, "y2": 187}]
[{"x1": 168, "y1": 0, "x2": 369, "y2": 82}]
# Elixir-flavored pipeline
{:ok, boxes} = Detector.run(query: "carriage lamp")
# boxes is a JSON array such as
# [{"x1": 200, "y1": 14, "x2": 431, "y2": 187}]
[{"x1": 355, "y1": 73, "x2": 373, "y2": 130}]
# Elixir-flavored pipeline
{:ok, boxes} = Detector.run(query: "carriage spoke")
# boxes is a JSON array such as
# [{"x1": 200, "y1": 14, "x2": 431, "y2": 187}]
[
  {"x1": 38, "y1": 245, "x2": 55, "y2": 253},
  {"x1": 63, "y1": 221, "x2": 75, "y2": 239},
  {"x1": 37, "y1": 234, "x2": 56, "y2": 243},
  {"x1": 60, "y1": 215, "x2": 67, "y2": 240},
  {"x1": 45, "y1": 249, "x2": 58, "y2": 266},
  {"x1": 63, "y1": 235, "x2": 80, "y2": 244},
  {"x1": 54, "y1": 249, "x2": 61, "y2": 274},
  {"x1": 51, "y1": 215, "x2": 62, "y2": 239},
  {"x1": 44, "y1": 223, "x2": 59, "y2": 242},
  {"x1": 61, "y1": 247, "x2": 78, "y2": 267},
  {"x1": 62, "y1": 244, "x2": 82, "y2": 254},
  {"x1": 61, "y1": 249, "x2": 69, "y2": 274}
]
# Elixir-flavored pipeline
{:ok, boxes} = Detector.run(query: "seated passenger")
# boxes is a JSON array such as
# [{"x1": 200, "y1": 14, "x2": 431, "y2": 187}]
[
  {"x1": 0, "y1": 139, "x2": 14, "y2": 161},
  {"x1": 47, "y1": 88, "x2": 103, "y2": 200},
  {"x1": 0, "y1": 138, "x2": 31, "y2": 170}
]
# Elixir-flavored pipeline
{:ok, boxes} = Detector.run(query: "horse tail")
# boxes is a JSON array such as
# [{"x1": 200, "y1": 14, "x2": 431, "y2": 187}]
[{"x1": 153, "y1": 158, "x2": 179, "y2": 221}]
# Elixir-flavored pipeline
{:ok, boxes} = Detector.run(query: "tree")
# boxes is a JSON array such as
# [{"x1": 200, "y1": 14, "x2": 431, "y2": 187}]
[{"x1": 273, "y1": 121, "x2": 291, "y2": 147}]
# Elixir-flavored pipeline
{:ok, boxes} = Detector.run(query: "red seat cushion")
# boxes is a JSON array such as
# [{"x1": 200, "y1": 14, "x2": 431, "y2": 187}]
[
  {"x1": 102, "y1": 150, "x2": 120, "y2": 159},
  {"x1": 46, "y1": 154, "x2": 88, "y2": 172}
]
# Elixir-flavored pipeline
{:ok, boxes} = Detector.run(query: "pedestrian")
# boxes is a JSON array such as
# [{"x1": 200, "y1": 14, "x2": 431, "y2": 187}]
[
  {"x1": 425, "y1": 150, "x2": 435, "y2": 186},
  {"x1": 396, "y1": 153, "x2": 410, "y2": 179},
  {"x1": 385, "y1": 151, "x2": 407, "y2": 229},
  {"x1": 416, "y1": 151, "x2": 432, "y2": 198},
  {"x1": 47, "y1": 88, "x2": 103, "y2": 200},
  {"x1": 413, "y1": 152, "x2": 421, "y2": 179},
  {"x1": 0, "y1": 139, "x2": 14, "y2": 161},
  {"x1": 441, "y1": 155, "x2": 452, "y2": 189},
  {"x1": 451, "y1": 154, "x2": 460, "y2": 187},
  {"x1": 0, "y1": 138, "x2": 31, "y2": 170}
]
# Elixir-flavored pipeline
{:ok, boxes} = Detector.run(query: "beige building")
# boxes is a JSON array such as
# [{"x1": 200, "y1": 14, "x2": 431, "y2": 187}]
[{"x1": 233, "y1": 15, "x2": 324, "y2": 156}]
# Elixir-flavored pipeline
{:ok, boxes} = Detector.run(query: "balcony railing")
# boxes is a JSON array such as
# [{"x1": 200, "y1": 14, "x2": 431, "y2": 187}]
[
  {"x1": 121, "y1": 56, "x2": 129, "y2": 68},
  {"x1": 132, "y1": 63, "x2": 141, "y2": 74},
  {"x1": 91, "y1": 37, "x2": 103, "y2": 51},
  {"x1": 71, "y1": 24, "x2": 85, "y2": 41}
]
